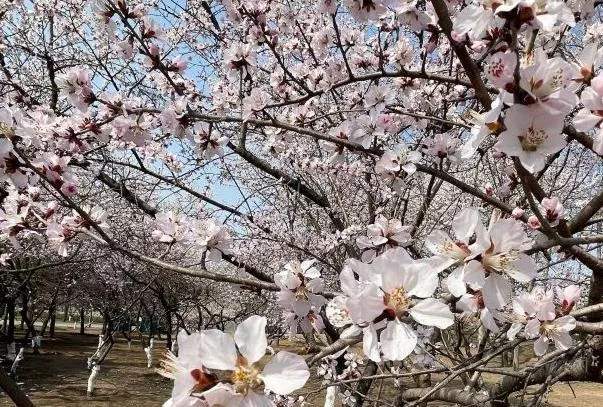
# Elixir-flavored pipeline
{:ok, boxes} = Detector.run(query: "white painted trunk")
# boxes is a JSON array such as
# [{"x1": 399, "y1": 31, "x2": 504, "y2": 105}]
[
  {"x1": 10, "y1": 348, "x2": 24, "y2": 375},
  {"x1": 87, "y1": 365, "x2": 101, "y2": 396},
  {"x1": 144, "y1": 339, "x2": 154, "y2": 368},
  {"x1": 6, "y1": 342, "x2": 16, "y2": 361},
  {"x1": 31, "y1": 335, "x2": 42, "y2": 349},
  {"x1": 324, "y1": 386, "x2": 337, "y2": 407}
]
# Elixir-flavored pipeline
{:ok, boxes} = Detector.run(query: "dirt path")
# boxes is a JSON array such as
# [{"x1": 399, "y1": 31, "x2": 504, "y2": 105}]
[{"x1": 1, "y1": 329, "x2": 171, "y2": 406}]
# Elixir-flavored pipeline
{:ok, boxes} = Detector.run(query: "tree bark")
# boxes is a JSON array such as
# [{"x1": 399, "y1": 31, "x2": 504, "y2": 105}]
[
  {"x1": 353, "y1": 361, "x2": 378, "y2": 407},
  {"x1": 19, "y1": 293, "x2": 27, "y2": 331},
  {"x1": 6, "y1": 297, "x2": 15, "y2": 343},
  {"x1": 19, "y1": 305, "x2": 39, "y2": 354},
  {"x1": 80, "y1": 308, "x2": 85, "y2": 335},
  {"x1": 0, "y1": 366, "x2": 34, "y2": 407},
  {"x1": 62, "y1": 303, "x2": 69, "y2": 322},
  {"x1": 49, "y1": 310, "x2": 56, "y2": 338}
]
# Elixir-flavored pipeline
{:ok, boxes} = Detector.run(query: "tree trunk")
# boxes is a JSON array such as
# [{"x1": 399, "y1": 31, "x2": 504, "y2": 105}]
[
  {"x1": 0, "y1": 301, "x2": 6, "y2": 333},
  {"x1": 6, "y1": 298, "x2": 15, "y2": 343},
  {"x1": 19, "y1": 305, "x2": 39, "y2": 354},
  {"x1": 19, "y1": 293, "x2": 27, "y2": 331},
  {"x1": 587, "y1": 270, "x2": 603, "y2": 381},
  {"x1": 41, "y1": 286, "x2": 60, "y2": 336},
  {"x1": 80, "y1": 308, "x2": 85, "y2": 335},
  {"x1": 63, "y1": 303, "x2": 69, "y2": 322},
  {"x1": 0, "y1": 365, "x2": 35, "y2": 407},
  {"x1": 49, "y1": 310, "x2": 56, "y2": 338},
  {"x1": 164, "y1": 309, "x2": 172, "y2": 350}
]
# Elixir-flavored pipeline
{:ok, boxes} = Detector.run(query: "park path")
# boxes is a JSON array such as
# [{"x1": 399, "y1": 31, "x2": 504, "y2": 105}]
[{"x1": 0, "y1": 328, "x2": 171, "y2": 406}]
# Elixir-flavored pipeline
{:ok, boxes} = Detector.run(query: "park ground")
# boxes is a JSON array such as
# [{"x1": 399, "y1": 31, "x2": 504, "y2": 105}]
[{"x1": 0, "y1": 326, "x2": 603, "y2": 406}]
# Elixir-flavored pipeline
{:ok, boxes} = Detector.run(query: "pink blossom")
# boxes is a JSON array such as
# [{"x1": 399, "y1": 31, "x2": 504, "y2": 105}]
[
  {"x1": 512, "y1": 207, "x2": 525, "y2": 219},
  {"x1": 539, "y1": 197, "x2": 567, "y2": 226},
  {"x1": 57, "y1": 68, "x2": 94, "y2": 112},
  {"x1": 525, "y1": 308, "x2": 576, "y2": 356},
  {"x1": 527, "y1": 215, "x2": 542, "y2": 230},
  {"x1": 556, "y1": 285, "x2": 581, "y2": 314},
  {"x1": 161, "y1": 317, "x2": 309, "y2": 406},
  {"x1": 356, "y1": 215, "x2": 411, "y2": 261},
  {"x1": 495, "y1": 104, "x2": 566, "y2": 173}
]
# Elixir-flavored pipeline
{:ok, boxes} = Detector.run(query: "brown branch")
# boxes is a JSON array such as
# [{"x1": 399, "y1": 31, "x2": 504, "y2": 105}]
[
  {"x1": 568, "y1": 188, "x2": 603, "y2": 234},
  {"x1": 430, "y1": 0, "x2": 493, "y2": 110},
  {"x1": 0, "y1": 366, "x2": 34, "y2": 407}
]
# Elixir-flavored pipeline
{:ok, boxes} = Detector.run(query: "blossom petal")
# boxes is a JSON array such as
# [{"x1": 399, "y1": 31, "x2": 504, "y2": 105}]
[
  {"x1": 234, "y1": 316, "x2": 267, "y2": 365},
  {"x1": 261, "y1": 351, "x2": 310, "y2": 395},
  {"x1": 505, "y1": 253, "x2": 537, "y2": 283},
  {"x1": 452, "y1": 207, "x2": 480, "y2": 241},
  {"x1": 199, "y1": 330, "x2": 237, "y2": 371},
  {"x1": 482, "y1": 273, "x2": 511, "y2": 310},
  {"x1": 534, "y1": 336, "x2": 549, "y2": 356},
  {"x1": 552, "y1": 331, "x2": 573, "y2": 351},
  {"x1": 363, "y1": 324, "x2": 381, "y2": 362},
  {"x1": 405, "y1": 266, "x2": 439, "y2": 298},
  {"x1": 463, "y1": 260, "x2": 486, "y2": 290},
  {"x1": 201, "y1": 383, "x2": 239, "y2": 406},
  {"x1": 480, "y1": 308, "x2": 500, "y2": 333},
  {"x1": 239, "y1": 392, "x2": 274, "y2": 407},
  {"x1": 524, "y1": 319, "x2": 541, "y2": 339},
  {"x1": 446, "y1": 266, "x2": 467, "y2": 297},
  {"x1": 347, "y1": 284, "x2": 384, "y2": 323},
  {"x1": 410, "y1": 298, "x2": 454, "y2": 329},
  {"x1": 380, "y1": 319, "x2": 417, "y2": 361},
  {"x1": 507, "y1": 322, "x2": 523, "y2": 340},
  {"x1": 536, "y1": 301, "x2": 556, "y2": 321},
  {"x1": 554, "y1": 315, "x2": 576, "y2": 332}
]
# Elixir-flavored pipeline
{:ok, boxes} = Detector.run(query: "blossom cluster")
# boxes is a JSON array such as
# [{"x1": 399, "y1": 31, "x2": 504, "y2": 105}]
[
  {"x1": 159, "y1": 316, "x2": 310, "y2": 407},
  {"x1": 152, "y1": 212, "x2": 233, "y2": 261}
]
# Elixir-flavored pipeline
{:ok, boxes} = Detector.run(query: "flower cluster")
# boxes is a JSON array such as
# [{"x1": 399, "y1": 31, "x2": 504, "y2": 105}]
[
  {"x1": 160, "y1": 316, "x2": 310, "y2": 407},
  {"x1": 326, "y1": 248, "x2": 454, "y2": 362},
  {"x1": 276, "y1": 259, "x2": 327, "y2": 334},
  {"x1": 426, "y1": 208, "x2": 536, "y2": 331},
  {"x1": 152, "y1": 213, "x2": 233, "y2": 261},
  {"x1": 507, "y1": 285, "x2": 580, "y2": 355}
]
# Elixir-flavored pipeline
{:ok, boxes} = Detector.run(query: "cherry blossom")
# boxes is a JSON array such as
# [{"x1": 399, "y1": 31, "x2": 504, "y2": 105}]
[
  {"x1": 193, "y1": 219, "x2": 233, "y2": 262},
  {"x1": 425, "y1": 207, "x2": 488, "y2": 297},
  {"x1": 375, "y1": 143, "x2": 421, "y2": 180},
  {"x1": 356, "y1": 215, "x2": 411, "y2": 261},
  {"x1": 57, "y1": 68, "x2": 94, "y2": 112},
  {"x1": 539, "y1": 197, "x2": 567, "y2": 226},
  {"x1": 457, "y1": 289, "x2": 501, "y2": 332},
  {"x1": 495, "y1": 104, "x2": 566, "y2": 172},
  {"x1": 342, "y1": 249, "x2": 454, "y2": 361},
  {"x1": 524, "y1": 305, "x2": 576, "y2": 356},
  {"x1": 557, "y1": 285, "x2": 581, "y2": 314},
  {"x1": 152, "y1": 212, "x2": 190, "y2": 244},
  {"x1": 162, "y1": 316, "x2": 310, "y2": 406},
  {"x1": 573, "y1": 73, "x2": 603, "y2": 155},
  {"x1": 275, "y1": 259, "x2": 326, "y2": 329},
  {"x1": 460, "y1": 96, "x2": 503, "y2": 159},
  {"x1": 192, "y1": 123, "x2": 230, "y2": 159}
]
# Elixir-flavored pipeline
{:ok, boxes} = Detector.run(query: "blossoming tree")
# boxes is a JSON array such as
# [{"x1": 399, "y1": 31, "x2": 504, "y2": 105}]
[{"x1": 2, "y1": 0, "x2": 603, "y2": 405}]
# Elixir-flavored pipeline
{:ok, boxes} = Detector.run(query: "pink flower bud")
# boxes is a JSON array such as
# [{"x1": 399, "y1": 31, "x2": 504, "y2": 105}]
[
  {"x1": 148, "y1": 43, "x2": 160, "y2": 57},
  {"x1": 527, "y1": 215, "x2": 541, "y2": 230},
  {"x1": 485, "y1": 182, "x2": 495, "y2": 196},
  {"x1": 450, "y1": 31, "x2": 464, "y2": 43},
  {"x1": 512, "y1": 207, "x2": 525, "y2": 219}
]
